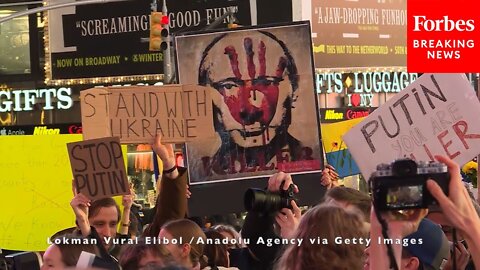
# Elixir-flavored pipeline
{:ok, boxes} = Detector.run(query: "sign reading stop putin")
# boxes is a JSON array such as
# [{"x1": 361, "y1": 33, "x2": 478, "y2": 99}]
[{"x1": 67, "y1": 137, "x2": 129, "y2": 201}]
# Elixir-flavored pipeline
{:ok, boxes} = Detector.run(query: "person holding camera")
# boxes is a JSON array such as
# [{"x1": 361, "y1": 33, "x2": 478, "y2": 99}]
[
  {"x1": 427, "y1": 196, "x2": 480, "y2": 270},
  {"x1": 367, "y1": 155, "x2": 480, "y2": 270},
  {"x1": 241, "y1": 172, "x2": 301, "y2": 270},
  {"x1": 427, "y1": 155, "x2": 480, "y2": 269}
]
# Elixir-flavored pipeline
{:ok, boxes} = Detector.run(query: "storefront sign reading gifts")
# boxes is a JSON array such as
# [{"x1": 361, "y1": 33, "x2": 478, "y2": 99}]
[{"x1": 344, "y1": 74, "x2": 480, "y2": 180}]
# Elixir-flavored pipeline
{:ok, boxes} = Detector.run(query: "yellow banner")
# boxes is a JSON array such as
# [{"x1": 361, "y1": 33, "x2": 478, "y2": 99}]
[
  {"x1": 0, "y1": 135, "x2": 127, "y2": 251},
  {"x1": 321, "y1": 117, "x2": 365, "y2": 153}
]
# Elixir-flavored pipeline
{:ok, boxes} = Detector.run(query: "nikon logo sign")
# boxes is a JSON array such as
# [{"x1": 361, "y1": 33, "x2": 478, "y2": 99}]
[{"x1": 34, "y1": 126, "x2": 60, "y2": 135}]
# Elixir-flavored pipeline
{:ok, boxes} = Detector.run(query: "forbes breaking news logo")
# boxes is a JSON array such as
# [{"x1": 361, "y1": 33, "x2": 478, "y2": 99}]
[
  {"x1": 412, "y1": 16, "x2": 474, "y2": 59},
  {"x1": 407, "y1": 1, "x2": 479, "y2": 72}
]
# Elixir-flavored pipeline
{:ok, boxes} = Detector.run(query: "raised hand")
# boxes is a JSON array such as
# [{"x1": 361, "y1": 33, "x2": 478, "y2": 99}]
[
  {"x1": 444, "y1": 241, "x2": 471, "y2": 270},
  {"x1": 152, "y1": 134, "x2": 175, "y2": 168},
  {"x1": 70, "y1": 192, "x2": 90, "y2": 222},
  {"x1": 122, "y1": 188, "x2": 135, "y2": 209},
  {"x1": 70, "y1": 183, "x2": 92, "y2": 237},
  {"x1": 321, "y1": 164, "x2": 340, "y2": 189},
  {"x1": 426, "y1": 155, "x2": 480, "y2": 234}
]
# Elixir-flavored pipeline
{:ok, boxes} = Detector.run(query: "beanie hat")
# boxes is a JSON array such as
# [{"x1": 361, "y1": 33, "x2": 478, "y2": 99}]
[{"x1": 403, "y1": 218, "x2": 450, "y2": 270}]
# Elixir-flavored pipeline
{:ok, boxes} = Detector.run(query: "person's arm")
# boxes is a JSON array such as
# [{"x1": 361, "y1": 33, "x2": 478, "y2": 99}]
[
  {"x1": 152, "y1": 134, "x2": 178, "y2": 179},
  {"x1": 156, "y1": 167, "x2": 188, "y2": 223},
  {"x1": 241, "y1": 210, "x2": 280, "y2": 265},
  {"x1": 119, "y1": 190, "x2": 134, "y2": 235},
  {"x1": 70, "y1": 192, "x2": 92, "y2": 237},
  {"x1": 147, "y1": 134, "x2": 188, "y2": 231},
  {"x1": 427, "y1": 155, "x2": 480, "y2": 268}
]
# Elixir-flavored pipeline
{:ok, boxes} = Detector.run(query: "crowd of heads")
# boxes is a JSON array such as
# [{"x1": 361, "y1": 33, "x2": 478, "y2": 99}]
[{"x1": 3, "y1": 148, "x2": 480, "y2": 270}]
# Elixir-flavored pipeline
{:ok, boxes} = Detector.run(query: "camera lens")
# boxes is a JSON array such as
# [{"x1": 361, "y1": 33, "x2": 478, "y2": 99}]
[{"x1": 244, "y1": 188, "x2": 285, "y2": 212}]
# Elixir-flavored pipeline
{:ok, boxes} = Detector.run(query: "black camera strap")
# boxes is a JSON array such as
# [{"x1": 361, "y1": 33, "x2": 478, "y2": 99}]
[
  {"x1": 374, "y1": 207, "x2": 400, "y2": 270},
  {"x1": 452, "y1": 229, "x2": 457, "y2": 270}
]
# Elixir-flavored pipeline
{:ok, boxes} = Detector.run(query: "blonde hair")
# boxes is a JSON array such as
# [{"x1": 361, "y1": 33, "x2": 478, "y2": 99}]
[{"x1": 275, "y1": 205, "x2": 367, "y2": 270}]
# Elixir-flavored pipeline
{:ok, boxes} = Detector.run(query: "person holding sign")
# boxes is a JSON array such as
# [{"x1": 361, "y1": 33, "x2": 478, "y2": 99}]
[
  {"x1": 70, "y1": 186, "x2": 134, "y2": 268},
  {"x1": 143, "y1": 134, "x2": 188, "y2": 238}
]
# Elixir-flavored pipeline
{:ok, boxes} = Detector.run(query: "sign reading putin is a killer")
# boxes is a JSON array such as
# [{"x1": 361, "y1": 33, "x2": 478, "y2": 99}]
[{"x1": 344, "y1": 73, "x2": 480, "y2": 180}]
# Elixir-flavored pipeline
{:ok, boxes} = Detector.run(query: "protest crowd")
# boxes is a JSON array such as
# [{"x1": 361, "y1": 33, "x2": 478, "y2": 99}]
[{"x1": 1, "y1": 132, "x2": 479, "y2": 270}]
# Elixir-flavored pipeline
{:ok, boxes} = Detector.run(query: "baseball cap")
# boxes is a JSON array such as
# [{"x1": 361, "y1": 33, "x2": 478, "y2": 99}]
[{"x1": 403, "y1": 218, "x2": 450, "y2": 270}]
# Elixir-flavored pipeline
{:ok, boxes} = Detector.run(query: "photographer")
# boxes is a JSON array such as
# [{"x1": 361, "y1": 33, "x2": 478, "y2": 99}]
[
  {"x1": 367, "y1": 155, "x2": 480, "y2": 270},
  {"x1": 427, "y1": 155, "x2": 480, "y2": 269},
  {"x1": 365, "y1": 216, "x2": 450, "y2": 270},
  {"x1": 241, "y1": 172, "x2": 301, "y2": 269}
]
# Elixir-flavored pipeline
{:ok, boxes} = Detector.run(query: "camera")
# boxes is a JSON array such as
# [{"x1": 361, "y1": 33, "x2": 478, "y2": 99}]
[
  {"x1": 370, "y1": 159, "x2": 450, "y2": 211},
  {"x1": 244, "y1": 184, "x2": 296, "y2": 213}
]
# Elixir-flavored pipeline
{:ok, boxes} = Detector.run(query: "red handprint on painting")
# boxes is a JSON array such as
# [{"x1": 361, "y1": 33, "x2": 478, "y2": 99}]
[{"x1": 197, "y1": 31, "x2": 317, "y2": 176}]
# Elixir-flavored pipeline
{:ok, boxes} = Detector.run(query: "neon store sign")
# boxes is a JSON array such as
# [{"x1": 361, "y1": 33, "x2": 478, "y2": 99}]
[
  {"x1": 315, "y1": 72, "x2": 419, "y2": 94},
  {"x1": 0, "y1": 88, "x2": 73, "y2": 112}
]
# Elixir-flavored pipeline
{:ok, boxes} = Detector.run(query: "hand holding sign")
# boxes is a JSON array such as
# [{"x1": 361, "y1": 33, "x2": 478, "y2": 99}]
[
  {"x1": 67, "y1": 137, "x2": 129, "y2": 200},
  {"x1": 70, "y1": 192, "x2": 90, "y2": 222},
  {"x1": 70, "y1": 190, "x2": 92, "y2": 237},
  {"x1": 320, "y1": 164, "x2": 340, "y2": 189}
]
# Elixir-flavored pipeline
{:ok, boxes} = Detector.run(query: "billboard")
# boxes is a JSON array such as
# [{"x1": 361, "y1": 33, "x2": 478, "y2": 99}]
[{"x1": 311, "y1": 0, "x2": 407, "y2": 71}]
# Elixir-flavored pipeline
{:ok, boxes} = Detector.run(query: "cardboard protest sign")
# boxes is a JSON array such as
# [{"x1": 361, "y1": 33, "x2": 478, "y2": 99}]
[
  {"x1": 321, "y1": 117, "x2": 364, "y2": 178},
  {"x1": 67, "y1": 137, "x2": 129, "y2": 200},
  {"x1": 175, "y1": 22, "x2": 324, "y2": 184},
  {"x1": 80, "y1": 84, "x2": 214, "y2": 144},
  {"x1": 344, "y1": 74, "x2": 480, "y2": 180}
]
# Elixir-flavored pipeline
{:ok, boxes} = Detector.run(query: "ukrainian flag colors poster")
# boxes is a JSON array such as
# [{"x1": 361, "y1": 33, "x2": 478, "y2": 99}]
[{"x1": 321, "y1": 118, "x2": 364, "y2": 178}]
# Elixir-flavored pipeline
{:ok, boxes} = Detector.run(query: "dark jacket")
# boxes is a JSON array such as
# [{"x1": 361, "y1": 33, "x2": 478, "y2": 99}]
[
  {"x1": 143, "y1": 167, "x2": 188, "y2": 237},
  {"x1": 85, "y1": 226, "x2": 122, "y2": 270},
  {"x1": 240, "y1": 211, "x2": 283, "y2": 270}
]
